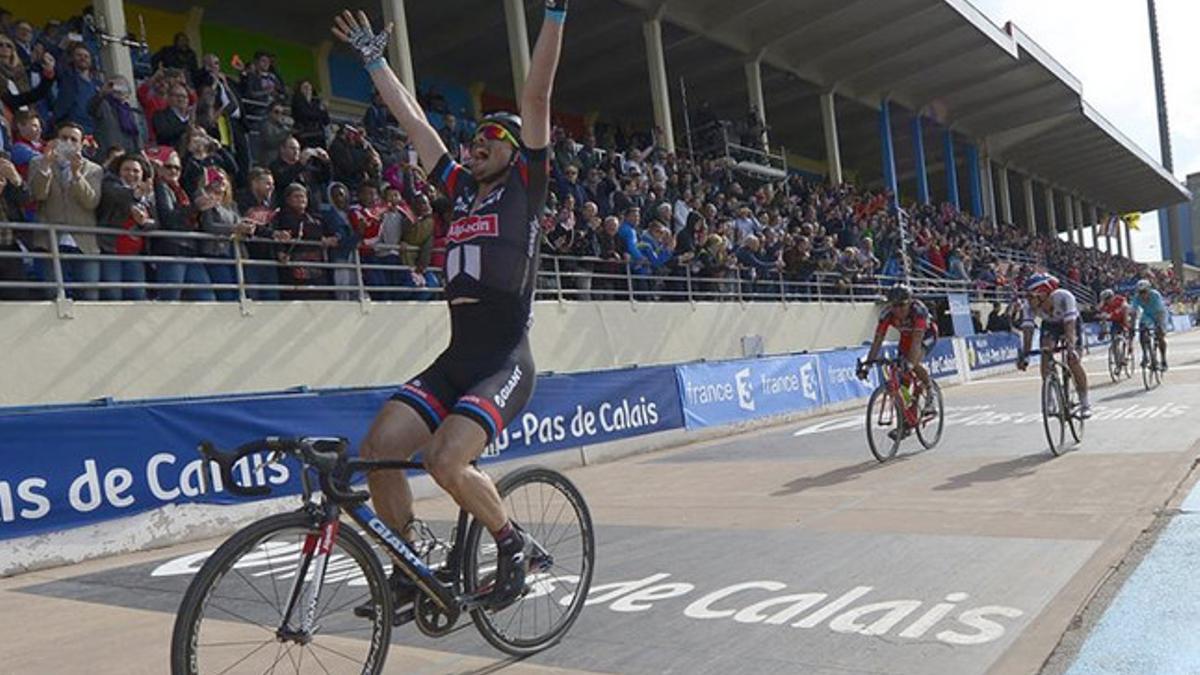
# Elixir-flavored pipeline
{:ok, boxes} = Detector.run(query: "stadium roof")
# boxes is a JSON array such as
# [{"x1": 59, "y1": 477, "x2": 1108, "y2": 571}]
[
  {"x1": 152, "y1": 0, "x2": 1187, "y2": 212},
  {"x1": 611, "y1": 0, "x2": 1188, "y2": 213}
]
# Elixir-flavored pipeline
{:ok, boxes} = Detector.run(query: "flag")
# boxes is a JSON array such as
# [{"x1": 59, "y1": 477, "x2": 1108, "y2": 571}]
[
  {"x1": 1121, "y1": 213, "x2": 1141, "y2": 231},
  {"x1": 1104, "y1": 215, "x2": 1120, "y2": 237}
]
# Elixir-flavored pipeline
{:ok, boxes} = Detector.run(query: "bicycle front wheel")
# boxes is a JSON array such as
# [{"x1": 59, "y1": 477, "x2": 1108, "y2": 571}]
[
  {"x1": 1042, "y1": 374, "x2": 1066, "y2": 456},
  {"x1": 866, "y1": 385, "x2": 903, "y2": 462},
  {"x1": 1062, "y1": 368, "x2": 1084, "y2": 443},
  {"x1": 170, "y1": 511, "x2": 392, "y2": 675},
  {"x1": 463, "y1": 465, "x2": 595, "y2": 657},
  {"x1": 916, "y1": 379, "x2": 944, "y2": 450}
]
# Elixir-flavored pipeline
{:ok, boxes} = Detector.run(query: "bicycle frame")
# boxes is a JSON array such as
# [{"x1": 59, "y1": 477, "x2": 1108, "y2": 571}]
[{"x1": 880, "y1": 359, "x2": 921, "y2": 427}]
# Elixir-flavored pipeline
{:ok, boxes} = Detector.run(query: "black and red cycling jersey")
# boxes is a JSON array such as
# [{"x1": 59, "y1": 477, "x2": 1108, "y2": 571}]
[
  {"x1": 876, "y1": 299, "x2": 938, "y2": 353},
  {"x1": 390, "y1": 147, "x2": 549, "y2": 443}
]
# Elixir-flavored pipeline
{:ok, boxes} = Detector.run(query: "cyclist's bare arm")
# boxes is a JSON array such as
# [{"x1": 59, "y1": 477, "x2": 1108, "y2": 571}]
[
  {"x1": 865, "y1": 329, "x2": 885, "y2": 364},
  {"x1": 520, "y1": 3, "x2": 566, "y2": 149},
  {"x1": 331, "y1": 10, "x2": 448, "y2": 172}
]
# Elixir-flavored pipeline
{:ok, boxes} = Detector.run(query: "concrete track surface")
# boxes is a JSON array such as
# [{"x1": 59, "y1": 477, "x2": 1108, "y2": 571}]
[{"x1": 4, "y1": 331, "x2": 1200, "y2": 675}]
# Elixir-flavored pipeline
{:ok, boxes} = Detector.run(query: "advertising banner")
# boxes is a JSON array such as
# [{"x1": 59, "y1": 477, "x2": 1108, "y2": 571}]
[
  {"x1": 676, "y1": 355, "x2": 823, "y2": 429},
  {"x1": 0, "y1": 366, "x2": 683, "y2": 540},
  {"x1": 964, "y1": 332, "x2": 1023, "y2": 371},
  {"x1": 948, "y1": 293, "x2": 975, "y2": 337}
]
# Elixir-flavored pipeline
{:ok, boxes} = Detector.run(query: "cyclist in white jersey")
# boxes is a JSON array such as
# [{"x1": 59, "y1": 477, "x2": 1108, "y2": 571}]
[{"x1": 1020, "y1": 273, "x2": 1091, "y2": 418}]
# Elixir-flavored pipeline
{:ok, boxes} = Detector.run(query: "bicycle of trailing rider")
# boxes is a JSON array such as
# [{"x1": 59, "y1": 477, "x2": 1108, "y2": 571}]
[
  {"x1": 1138, "y1": 325, "x2": 1165, "y2": 390},
  {"x1": 1039, "y1": 341, "x2": 1085, "y2": 456},
  {"x1": 170, "y1": 436, "x2": 594, "y2": 674},
  {"x1": 859, "y1": 357, "x2": 944, "y2": 462}
]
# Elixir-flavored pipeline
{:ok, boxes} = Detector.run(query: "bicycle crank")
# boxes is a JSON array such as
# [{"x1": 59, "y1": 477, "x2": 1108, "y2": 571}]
[{"x1": 414, "y1": 592, "x2": 460, "y2": 637}]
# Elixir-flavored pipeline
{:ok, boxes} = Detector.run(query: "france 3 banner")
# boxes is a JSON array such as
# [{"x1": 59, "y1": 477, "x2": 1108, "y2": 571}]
[
  {"x1": 0, "y1": 367, "x2": 683, "y2": 540},
  {"x1": 676, "y1": 354, "x2": 823, "y2": 429},
  {"x1": 964, "y1": 332, "x2": 1023, "y2": 371},
  {"x1": 819, "y1": 347, "x2": 878, "y2": 405}
]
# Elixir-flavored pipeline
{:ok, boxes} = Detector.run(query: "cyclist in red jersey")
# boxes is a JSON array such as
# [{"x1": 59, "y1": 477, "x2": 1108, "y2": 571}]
[
  {"x1": 332, "y1": 2, "x2": 567, "y2": 618},
  {"x1": 1097, "y1": 289, "x2": 1133, "y2": 341},
  {"x1": 857, "y1": 284, "x2": 939, "y2": 413}
]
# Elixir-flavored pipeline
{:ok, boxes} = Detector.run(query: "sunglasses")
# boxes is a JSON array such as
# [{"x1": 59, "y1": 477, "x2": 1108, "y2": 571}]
[
  {"x1": 163, "y1": 164, "x2": 182, "y2": 171},
  {"x1": 474, "y1": 122, "x2": 519, "y2": 148}
]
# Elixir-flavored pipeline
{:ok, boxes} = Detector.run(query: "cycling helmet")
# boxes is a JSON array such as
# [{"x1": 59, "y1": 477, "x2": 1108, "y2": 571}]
[
  {"x1": 1025, "y1": 273, "x2": 1059, "y2": 295},
  {"x1": 886, "y1": 283, "x2": 913, "y2": 305},
  {"x1": 476, "y1": 112, "x2": 523, "y2": 148},
  {"x1": 1099, "y1": 289, "x2": 1114, "y2": 303},
  {"x1": 1136, "y1": 279, "x2": 1152, "y2": 293}
]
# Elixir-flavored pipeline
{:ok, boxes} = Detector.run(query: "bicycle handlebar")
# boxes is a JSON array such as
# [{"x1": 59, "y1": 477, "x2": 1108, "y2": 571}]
[{"x1": 197, "y1": 436, "x2": 370, "y2": 503}]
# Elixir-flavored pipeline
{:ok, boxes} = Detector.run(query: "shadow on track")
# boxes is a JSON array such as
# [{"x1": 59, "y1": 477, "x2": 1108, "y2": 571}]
[
  {"x1": 933, "y1": 453, "x2": 1055, "y2": 491},
  {"x1": 771, "y1": 456, "x2": 914, "y2": 497}
]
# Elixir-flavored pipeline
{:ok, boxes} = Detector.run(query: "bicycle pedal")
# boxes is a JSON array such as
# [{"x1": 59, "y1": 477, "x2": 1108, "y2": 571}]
[{"x1": 394, "y1": 607, "x2": 415, "y2": 626}]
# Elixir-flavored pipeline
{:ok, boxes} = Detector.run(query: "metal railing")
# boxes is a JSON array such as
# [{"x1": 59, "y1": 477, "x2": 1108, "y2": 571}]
[{"x1": 1, "y1": 222, "x2": 1025, "y2": 317}]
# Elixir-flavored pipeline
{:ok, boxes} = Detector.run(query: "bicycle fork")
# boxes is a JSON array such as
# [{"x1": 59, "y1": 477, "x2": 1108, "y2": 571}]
[{"x1": 278, "y1": 518, "x2": 340, "y2": 642}]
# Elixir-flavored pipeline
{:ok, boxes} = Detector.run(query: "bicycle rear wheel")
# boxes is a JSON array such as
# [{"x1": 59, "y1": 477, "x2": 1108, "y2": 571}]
[
  {"x1": 1042, "y1": 373, "x2": 1066, "y2": 456},
  {"x1": 916, "y1": 379, "x2": 944, "y2": 450},
  {"x1": 170, "y1": 511, "x2": 392, "y2": 675},
  {"x1": 1107, "y1": 341, "x2": 1121, "y2": 383},
  {"x1": 463, "y1": 466, "x2": 594, "y2": 657},
  {"x1": 866, "y1": 385, "x2": 904, "y2": 462}
]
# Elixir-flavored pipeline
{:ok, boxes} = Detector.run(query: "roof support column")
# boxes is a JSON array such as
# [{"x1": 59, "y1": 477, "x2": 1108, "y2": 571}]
[
  {"x1": 503, "y1": 0, "x2": 531, "y2": 101},
  {"x1": 383, "y1": 0, "x2": 416, "y2": 93},
  {"x1": 879, "y1": 99, "x2": 899, "y2": 208},
  {"x1": 1045, "y1": 186, "x2": 1058, "y2": 239},
  {"x1": 1116, "y1": 213, "x2": 1126, "y2": 258},
  {"x1": 820, "y1": 92, "x2": 843, "y2": 185},
  {"x1": 1080, "y1": 195, "x2": 1089, "y2": 246},
  {"x1": 642, "y1": 16, "x2": 676, "y2": 154},
  {"x1": 982, "y1": 153, "x2": 996, "y2": 222},
  {"x1": 997, "y1": 165, "x2": 1013, "y2": 225},
  {"x1": 1088, "y1": 204, "x2": 1099, "y2": 250},
  {"x1": 943, "y1": 129, "x2": 959, "y2": 210},
  {"x1": 1022, "y1": 176, "x2": 1036, "y2": 236},
  {"x1": 1103, "y1": 210, "x2": 1113, "y2": 256},
  {"x1": 965, "y1": 144, "x2": 983, "y2": 218},
  {"x1": 744, "y1": 57, "x2": 768, "y2": 151},
  {"x1": 911, "y1": 115, "x2": 930, "y2": 205},
  {"x1": 1062, "y1": 192, "x2": 1076, "y2": 245},
  {"x1": 94, "y1": 0, "x2": 134, "y2": 88},
  {"x1": 1125, "y1": 216, "x2": 1135, "y2": 260}
]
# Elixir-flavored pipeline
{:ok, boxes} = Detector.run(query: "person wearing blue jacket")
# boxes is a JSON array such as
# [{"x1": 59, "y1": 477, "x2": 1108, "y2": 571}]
[{"x1": 320, "y1": 181, "x2": 360, "y2": 300}]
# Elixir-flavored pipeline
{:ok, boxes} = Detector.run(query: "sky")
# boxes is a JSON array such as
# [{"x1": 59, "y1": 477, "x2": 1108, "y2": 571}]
[{"x1": 969, "y1": 0, "x2": 1198, "y2": 262}]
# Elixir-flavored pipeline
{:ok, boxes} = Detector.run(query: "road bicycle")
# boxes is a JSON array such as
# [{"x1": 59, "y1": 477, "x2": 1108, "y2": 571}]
[
  {"x1": 1105, "y1": 325, "x2": 1134, "y2": 383},
  {"x1": 1138, "y1": 325, "x2": 1165, "y2": 391},
  {"x1": 170, "y1": 436, "x2": 594, "y2": 674},
  {"x1": 860, "y1": 357, "x2": 944, "y2": 462},
  {"x1": 1040, "y1": 343, "x2": 1085, "y2": 456}
]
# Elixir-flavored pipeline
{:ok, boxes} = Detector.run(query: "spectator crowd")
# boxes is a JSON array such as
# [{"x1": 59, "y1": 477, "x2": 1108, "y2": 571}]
[{"x1": 0, "y1": 6, "x2": 1183, "y2": 310}]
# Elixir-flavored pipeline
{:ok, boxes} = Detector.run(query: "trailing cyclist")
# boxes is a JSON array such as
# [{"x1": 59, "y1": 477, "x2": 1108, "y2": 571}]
[
  {"x1": 331, "y1": 0, "x2": 568, "y2": 622},
  {"x1": 857, "y1": 284, "x2": 939, "y2": 425},
  {"x1": 1019, "y1": 273, "x2": 1092, "y2": 418},
  {"x1": 1131, "y1": 278, "x2": 1169, "y2": 371},
  {"x1": 1098, "y1": 288, "x2": 1134, "y2": 367}
]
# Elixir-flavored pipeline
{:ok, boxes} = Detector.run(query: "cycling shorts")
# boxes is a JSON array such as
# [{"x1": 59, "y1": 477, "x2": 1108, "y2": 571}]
[
  {"x1": 1041, "y1": 318, "x2": 1082, "y2": 350},
  {"x1": 391, "y1": 337, "x2": 536, "y2": 444},
  {"x1": 899, "y1": 329, "x2": 936, "y2": 357}
]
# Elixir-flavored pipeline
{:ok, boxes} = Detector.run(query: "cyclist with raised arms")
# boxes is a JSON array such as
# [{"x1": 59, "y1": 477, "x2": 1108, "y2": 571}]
[
  {"x1": 1020, "y1": 273, "x2": 1092, "y2": 418},
  {"x1": 857, "y1": 284, "x2": 939, "y2": 417},
  {"x1": 1131, "y1": 278, "x2": 1169, "y2": 371},
  {"x1": 331, "y1": 2, "x2": 567, "y2": 620}
]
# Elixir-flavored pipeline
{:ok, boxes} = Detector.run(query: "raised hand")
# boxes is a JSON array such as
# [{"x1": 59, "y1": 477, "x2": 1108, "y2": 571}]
[{"x1": 331, "y1": 10, "x2": 392, "y2": 64}]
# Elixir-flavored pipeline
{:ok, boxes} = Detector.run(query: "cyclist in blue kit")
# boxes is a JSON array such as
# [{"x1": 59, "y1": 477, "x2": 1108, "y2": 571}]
[{"x1": 331, "y1": 2, "x2": 568, "y2": 621}]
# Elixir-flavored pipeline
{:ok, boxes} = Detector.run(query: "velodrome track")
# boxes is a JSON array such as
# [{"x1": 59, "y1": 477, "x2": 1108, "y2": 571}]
[{"x1": 3, "y1": 330, "x2": 1199, "y2": 675}]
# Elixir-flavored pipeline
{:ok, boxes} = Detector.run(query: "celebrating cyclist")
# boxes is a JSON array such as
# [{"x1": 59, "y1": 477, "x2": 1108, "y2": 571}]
[
  {"x1": 1020, "y1": 273, "x2": 1091, "y2": 418},
  {"x1": 1131, "y1": 278, "x2": 1169, "y2": 371},
  {"x1": 331, "y1": 1, "x2": 566, "y2": 620},
  {"x1": 857, "y1": 284, "x2": 939, "y2": 415}
]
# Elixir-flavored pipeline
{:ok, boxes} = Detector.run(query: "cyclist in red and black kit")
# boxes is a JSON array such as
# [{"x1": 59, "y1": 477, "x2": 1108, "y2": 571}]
[
  {"x1": 331, "y1": 2, "x2": 566, "y2": 619},
  {"x1": 857, "y1": 284, "x2": 939, "y2": 414}
]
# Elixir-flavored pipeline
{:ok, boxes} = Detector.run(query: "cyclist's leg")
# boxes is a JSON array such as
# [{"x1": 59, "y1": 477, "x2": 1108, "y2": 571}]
[
  {"x1": 1156, "y1": 316, "x2": 1168, "y2": 367},
  {"x1": 368, "y1": 365, "x2": 456, "y2": 538},
  {"x1": 1039, "y1": 325, "x2": 1058, "y2": 379},
  {"x1": 423, "y1": 340, "x2": 535, "y2": 529},
  {"x1": 908, "y1": 332, "x2": 932, "y2": 394},
  {"x1": 1067, "y1": 318, "x2": 1088, "y2": 400}
]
